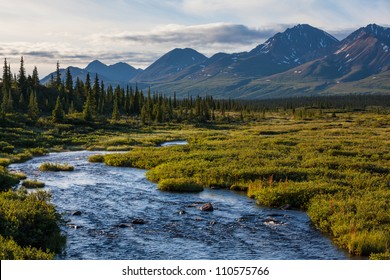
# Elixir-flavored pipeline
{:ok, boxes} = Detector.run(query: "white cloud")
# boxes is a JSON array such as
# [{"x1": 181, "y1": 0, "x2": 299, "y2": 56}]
[{"x1": 1, "y1": 0, "x2": 388, "y2": 76}]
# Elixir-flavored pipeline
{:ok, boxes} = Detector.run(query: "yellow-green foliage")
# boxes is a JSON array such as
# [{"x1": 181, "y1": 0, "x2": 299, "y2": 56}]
[
  {"x1": 308, "y1": 190, "x2": 390, "y2": 257},
  {"x1": 369, "y1": 252, "x2": 390, "y2": 260},
  {"x1": 103, "y1": 112, "x2": 390, "y2": 257},
  {"x1": 252, "y1": 181, "x2": 344, "y2": 209},
  {"x1": 157, "y1": 178, "x2": 204, "y2": 192},
  {"x1": 0, "y1": 235, "x2": 54, "y2": 260},
  {"x1": 39, "y1": 162, "x2": 74, "y2": 172},
  {"x1": 29, "y1": 147, "x2": 49, "y2": 157},
  {"x1": 22, "y1": 179, "x2": 45, "y2": 189},
  {"x1": 11, "y1": 151, "x2": 33, "y2": 163},
  {"x1": 0, "y1": 158, "x2": 11, "y2": 167},
  {"x1": 0, "y1": 190, "x2": 65, "y2": 257},
  {"x1": 0, "y1": 166, "x2": 19, "y2": 191},
  {"x1": 88, "y1": 154, "x2": 105, "y2": 163}
]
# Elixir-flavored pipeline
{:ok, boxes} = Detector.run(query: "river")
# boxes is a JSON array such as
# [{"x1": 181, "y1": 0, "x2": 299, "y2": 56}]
[{"x1": 9, "y1": 148, "x2": 348, "y2": 260}]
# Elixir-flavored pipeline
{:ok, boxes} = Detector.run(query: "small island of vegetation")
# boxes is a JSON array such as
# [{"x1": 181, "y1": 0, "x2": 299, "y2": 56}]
[{"x1": 39, "y1": 162, "x2": 74, "y2": 172}]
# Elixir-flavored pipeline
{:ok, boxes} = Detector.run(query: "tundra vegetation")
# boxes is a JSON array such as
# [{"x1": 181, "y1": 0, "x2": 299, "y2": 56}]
[{"x1": 0, "y1": 58, "x2": 389, "y2": 259}]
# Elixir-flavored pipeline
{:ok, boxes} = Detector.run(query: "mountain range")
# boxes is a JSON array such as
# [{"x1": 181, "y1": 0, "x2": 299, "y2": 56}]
[{"x1": 41, "y1": 23, "x2": 390, "y2": 99}]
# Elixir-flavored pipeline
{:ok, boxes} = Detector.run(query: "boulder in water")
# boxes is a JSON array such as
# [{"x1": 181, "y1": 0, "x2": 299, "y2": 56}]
[
  {"x1": 200, "y1": 203, "x2": 214, "y2": 212},
  {"x1": 132, "y1": 218, "x2": 145, "y2": 225},
  {"x1": 118, "y1": 223, "x2": 131, "y2": 228},
  {"x1": 71, "y1": 210, "x2": 82, "y2": 216}
]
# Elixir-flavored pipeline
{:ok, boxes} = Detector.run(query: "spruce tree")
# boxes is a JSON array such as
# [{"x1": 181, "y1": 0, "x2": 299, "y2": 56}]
[
  {"x1": 18, "y1": 56, "x2": 27, "y2": 96},
  {"x1": 52, "y1": 96, "x2": 65, "y2": 123},
  {"x1": 82, "y1": 73, "x2": 95, "y2": 121},
  {"x1": 82, "y1": 92, "x2": 94, "y2": 121},
  {"x1": 65, "y1": 68, "x2": 73, "y2": 94},
  {"x1": 55, "y1": 61, "x2": 61, "y2": 88},
  {"x1": 28, "y1": 91, "x2": 40, "y2": 120},
  {"x1": 1, "y1": 90, "x2": 9, "y2": 118},
  {"x1": 111, "y1": 93, "x2": 120, "y2": 121},
  {"x1": 32, "y1": 66, "x2": 40, "y2": 89}
]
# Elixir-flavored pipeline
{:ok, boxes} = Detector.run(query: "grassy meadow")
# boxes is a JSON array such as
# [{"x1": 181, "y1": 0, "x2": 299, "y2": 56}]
[
  {"x1": 0, "y1": 104, "x2": 389, "y2": 259},
  {"x1": 101, "y1": 111, "x2": 390, "y2": 259}
]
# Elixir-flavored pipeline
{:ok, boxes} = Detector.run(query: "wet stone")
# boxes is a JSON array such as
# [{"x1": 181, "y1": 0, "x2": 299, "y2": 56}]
[
  {"x1": 199, "y1": 202, "x2": 214, "y2": 212},
  {"x1": 132, "y1": 219, "x2": 145, "y2": 225}
]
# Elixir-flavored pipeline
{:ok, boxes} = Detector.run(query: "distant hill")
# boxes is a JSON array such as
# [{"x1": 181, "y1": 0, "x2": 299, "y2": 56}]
[
  {"x1": 41, "y1": 24, "x2": 390, "y2": 99},
  {"x1": 131, "y1": 48, "x2": 207, "y2": 83},
  {"x1": 147, "y1": 24, "x2": 390, "y2": 98},
  {"x1": 41, "y1": 60, "x2": 142, "y2": 87}
]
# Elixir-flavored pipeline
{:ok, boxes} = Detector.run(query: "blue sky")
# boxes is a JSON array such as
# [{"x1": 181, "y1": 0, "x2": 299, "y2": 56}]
[{"x1": 0, "y1": 0, "x2": 389, "y2": 76}]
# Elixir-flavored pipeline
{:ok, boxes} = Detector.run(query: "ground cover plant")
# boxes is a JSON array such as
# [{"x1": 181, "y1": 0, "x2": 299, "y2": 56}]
[
  {"x1": 39, "y1": 162, "x2": 74, "y2": 172},
  {"x1": 101, "y1": 111, "x2": 390, "y2": 259}
]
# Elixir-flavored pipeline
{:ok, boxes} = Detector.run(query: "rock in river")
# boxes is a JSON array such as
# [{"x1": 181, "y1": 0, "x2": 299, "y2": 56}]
[
  {"x1": 199, "y1": 202, "x2": 214, "y2": 212},
  {"x1": 132, "y1": 218, "x2": 146, "y2": 225},
  {"x1": 71, "y1": 210, "x2": 82, "y2": 216}
]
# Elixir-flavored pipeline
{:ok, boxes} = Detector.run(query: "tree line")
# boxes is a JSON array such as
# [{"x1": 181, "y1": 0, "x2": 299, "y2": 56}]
[{"x1": 1, "y1": 57, "x2": 389, "y2": 125}]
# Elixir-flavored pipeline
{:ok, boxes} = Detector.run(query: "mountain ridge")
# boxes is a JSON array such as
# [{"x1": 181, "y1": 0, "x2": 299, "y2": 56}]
[{"x1": 41, "y1": 23, "x2": 390, "y2": 99}]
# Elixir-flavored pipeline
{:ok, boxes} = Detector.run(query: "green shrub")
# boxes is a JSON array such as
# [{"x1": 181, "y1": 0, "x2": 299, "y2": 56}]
[
  {"x1": 22, "y1": 180, "x2": 45, "y2": 189},
  {"x1": 157, "y1": 178, "x2": 204, "y2": 193},
  {"x1": 0, "y1": 235, "x2": 54, "y2": 260},
  {"x1": 39, "y1": 162, "x2": 74, "y2": 172},
  {"x1": 0, "y1": 190, "x2": 65, "y2": 254},
  {"x1": 0, "y1": 141, "x2": 14, "y2": 153},
  {"x1": 308, "y1": 190, "x2": 390, "y2": 256},
  {"x1": 88, "y1": 154, "x2": 105, "y2": 163},
  {"x1": 29, "y1": 147, "x2": 49, "y2": 157},
  {"x1": 0, "y1": 166, "x2": 19, "y2": 191},
  {"x1": 10, "y1": 171, "x2": 27, "y2": 180},
  {"x1": 0, "y1": 158, "x2": 11, "y2": 167},
  {"x1": 369, "y1": 252, "x2": 390, "y2": 260},
  {"x1": 250, "y1": 181, "x2": 343, "y2": 209},
  {"x1": 12, "y1": 151, "x2": 33, "y2": 163}
]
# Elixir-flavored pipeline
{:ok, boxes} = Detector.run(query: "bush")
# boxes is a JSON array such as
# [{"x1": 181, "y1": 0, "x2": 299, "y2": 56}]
[
  {"x1": 88, "y1": 154, "x2": 105, "y2": 163},
  {"x1": 10, "y1": 171, "x2": 27, "y2": 180},
  {"x1": 250, "y1": 181, "x2": 343, "y2": 209},
  {"x1": 12, "y1": 151, "x2": 33, "y2": 163},
  {"x1": 0, "y1": 235, "x2": 54, "y2": 260},
  {"x1": 39, "y1": 162, "x2": 74, "y2": 172},
  {"x1": 0, "y1": 166, "x2": 19, "y2": 191},
  {"x1": 0, "y1": 158, "x2": 11, "y2": 167},
  {"x1": 22, "y1": 180, "x2": 45, "y2": 189},
  {"x1": 157, "y1": 178, "x2": 204, "y2": 193},
  {"x1": 308, "y1": 190, "x2": 390, "y2": 256},
  {"x1": 0, "y1": 141, "x2": 14, "y2": 153},
  {"x1": 0, "y1": 190, "x2": 65, "y2": 254},
  {"x1": 29, "y1": 147, "x2": 49, "y2": 157},
  {"x1": 369, "y1": 252, "x2": 390, "y2": 260}
]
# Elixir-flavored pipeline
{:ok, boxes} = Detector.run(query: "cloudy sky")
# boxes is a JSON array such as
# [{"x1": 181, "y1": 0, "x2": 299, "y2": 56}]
[{"x1": 1, "y1": 0, "x2": 389, "y2": 76}]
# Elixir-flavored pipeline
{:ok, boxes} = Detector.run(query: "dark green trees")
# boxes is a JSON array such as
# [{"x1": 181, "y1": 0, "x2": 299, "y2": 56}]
[
  {"x1": 52, "y1": 96, "x2": 65, "y2": 123},
  {"x1": 27, "y1": 91, "x2": 39, "y2": 120}
]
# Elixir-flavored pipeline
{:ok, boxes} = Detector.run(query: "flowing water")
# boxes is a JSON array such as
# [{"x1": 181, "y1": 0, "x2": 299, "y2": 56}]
[{"x1": 9, "y1": 148, "x2": 348, "y2": 260}]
